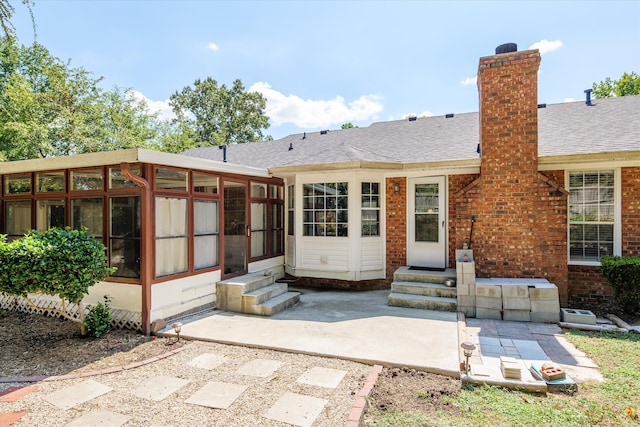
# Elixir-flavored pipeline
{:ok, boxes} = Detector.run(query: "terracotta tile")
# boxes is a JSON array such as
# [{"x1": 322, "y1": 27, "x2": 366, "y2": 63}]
[
  {"x1": 0, "y1": 386, "x2": 37, "y2": 402},
  {"x1": 0, "y1": 411, "x2": 27, "y2": 427}
]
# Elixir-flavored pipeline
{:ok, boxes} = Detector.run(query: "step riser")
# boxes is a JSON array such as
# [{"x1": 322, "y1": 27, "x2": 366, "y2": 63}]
[
  {"x1": 388, "y1": 295, "x2": 457, "y2": 312},
  {"x1": 393, "y1": 272, "x2": 454, "y2": 284},
  {"x1": 251, "y1": 293, "x2": 301, "y2": 316},
  {"x1": 243, "y1": 283, "x2": 289, "y2": 306},
  {"x1": 391, "y1": 282, "x2": 456, "y2": 298},
  {"x1": 220, "y1": 274, "x2": 276, "y2": 293}
]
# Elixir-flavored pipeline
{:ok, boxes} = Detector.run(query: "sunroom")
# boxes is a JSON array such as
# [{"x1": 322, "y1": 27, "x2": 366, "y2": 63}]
[{"x1": 0, "y1": 149, "x2": 285, "y2": 333}]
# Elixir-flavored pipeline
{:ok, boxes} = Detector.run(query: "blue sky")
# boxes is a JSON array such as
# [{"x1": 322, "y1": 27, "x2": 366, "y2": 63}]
[{"x1": 12, "y1": 0, "x2": 640, "y2": 140}]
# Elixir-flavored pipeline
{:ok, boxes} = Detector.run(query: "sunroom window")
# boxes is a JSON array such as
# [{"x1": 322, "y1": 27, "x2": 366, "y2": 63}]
[
  {"x1": 155, "y1": 197, "x2": 188, "y2": 277},
  {"x1": 568, "y1": 170, "x2": 615, "y2": 262}
]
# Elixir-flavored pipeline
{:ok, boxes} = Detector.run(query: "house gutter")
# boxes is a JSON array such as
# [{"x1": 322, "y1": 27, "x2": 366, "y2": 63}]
[{"x1": 121, "y1": 162, "x2": 152, "y2": 335}]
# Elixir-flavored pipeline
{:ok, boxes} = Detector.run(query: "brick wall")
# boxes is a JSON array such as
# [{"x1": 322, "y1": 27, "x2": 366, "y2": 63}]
[
  {"x1": 448, "y1": 174, "x2": 480, "y2": 265},
  {"x1": 385, "y1": 177, "x2": 407, "y2": 282}
]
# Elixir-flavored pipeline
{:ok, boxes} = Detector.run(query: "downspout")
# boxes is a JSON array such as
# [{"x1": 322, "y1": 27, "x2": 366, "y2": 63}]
[{"x1": 121, "y1": 163, "x2": 152, "y2": 335}]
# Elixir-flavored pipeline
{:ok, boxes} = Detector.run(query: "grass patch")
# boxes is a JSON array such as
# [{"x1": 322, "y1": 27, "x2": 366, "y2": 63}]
[{"x1": 366, "y1": 330, "x2": 640, "y2": 427}]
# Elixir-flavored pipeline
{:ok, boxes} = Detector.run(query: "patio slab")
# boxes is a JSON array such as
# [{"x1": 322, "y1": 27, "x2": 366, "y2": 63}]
[
  {"x1": 162, "y1": 288, "x2": 460, "y2": 376},
  {"x1": 187, "y1": 353, "x2": 227, "y2": 370}
]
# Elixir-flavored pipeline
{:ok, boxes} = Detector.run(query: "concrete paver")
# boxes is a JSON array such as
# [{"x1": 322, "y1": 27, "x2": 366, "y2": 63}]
[
  {"x1": 43, "y1": 379, "x2": 112, "y2": 410},
  {"x1": 130, "y1": 376, "x2": 190, "y2": 401},
  {"x1": 264, "y1": 392, "x2": 328, "y2": 427},
  {"x1": 236, "y1": 359, "x2": 283, "y2": 377},
  {"x1": 187, "y1": 353, "x2": 227, "y2": 370},
  {"x1": 185, "y1": 381, "x2": 248, "y2": 410},
  {"x1": 296, "y1": 367, "x2": 346, "y2": 389},
  {"x1": 63, "y1": 409, "x2": 130, "y2": 427}
]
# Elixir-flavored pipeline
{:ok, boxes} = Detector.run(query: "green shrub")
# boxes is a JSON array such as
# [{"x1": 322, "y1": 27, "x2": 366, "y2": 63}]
[
  {"x1": 84, "y1": 296, "x2": 112, "y2": 338},
  {"x1": 0, "y1": 227, "x2": 115, "y2": 335},
  {"x1": 600, "y1": 256, "x2": 640, "y2": 314}
]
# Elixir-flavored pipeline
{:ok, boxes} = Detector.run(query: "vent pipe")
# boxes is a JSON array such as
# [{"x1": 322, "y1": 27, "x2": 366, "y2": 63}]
[
  {"x1": 218, "y1": 144, "x2": 227, "y2": 162},
  {"x1": 584, "y1": 89, "x2": 593, "y2": 106}
]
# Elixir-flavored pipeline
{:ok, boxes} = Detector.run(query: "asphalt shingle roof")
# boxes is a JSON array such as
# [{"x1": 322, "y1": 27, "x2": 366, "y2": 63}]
[{"x1": 182, "y1": 95, "x2": 640, "y2": 169}]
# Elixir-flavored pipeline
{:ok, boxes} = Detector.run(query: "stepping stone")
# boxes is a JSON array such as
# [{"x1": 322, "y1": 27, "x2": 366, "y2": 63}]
[
  {"x1": 130, "y1": 376, "x2": 190, "y2": 401},
  {"x1": 1, "y1": 412, "x2": 27, "y2": 427},
  {"x1": 186, "y1": 381, "x2": 247, "y2": 409},
  {"x1": 296, "y1": 367, "x2": 347, "y2": 389},
  {"x1": 264, "y1": 392, "x2": 327, "y2": 427},
  {"x1": 188, "y1": 353, "x2": 227, "y2": 370},
  {"x1": 237, "y1": 359, "x2": 283, "y2": 378},
  {"x1": 0, "y1": 385, "x2": 37, "y2": 402},
  {"x1": 63, "y1": 409, "x2": 130, "y2": 427},
  {"x1": 44, "y1": 379, "x2": 112, "y2": 410}
]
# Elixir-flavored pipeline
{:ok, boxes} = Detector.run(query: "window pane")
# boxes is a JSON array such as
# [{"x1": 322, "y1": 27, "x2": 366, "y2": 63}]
[
  {"x1": 416, "y1": 183, "x2": 439, "y2": 213},
  {"x1": 302, "y1": 182, "x2": 348, "y2": 236},
  {"x1": 71, "y1": 169, "x2": 103, "y2": 191},
  {"x1": 110, "y1": 238, "x2": 140, "y2": 278},
  {"x1": 194, "y1": 235, "x2": 218, "y2": 269},
  {"x1": 5, "y1": 200, "x2": 31, "y2": 237},
  {"x1": 109, "y1": 166, "x2": 141, "y2": 189},
  {"x1": 5, "y1": 174, "x2": 31, "y2": 195},
  {"x1": 36, "y1": 200, "x2": 65, "y2": 231},
  {"x1": 155, "y1": 197, "x2": 187, "y2": 237},
  {"x1": 155, "y1": 168, "x2": 188, "y2": 191},
  {"x1": 71, "y1": 198, "x2": 103, "y2": 237},
  {"x1": 415, "y1": 214, "x2": 438, "y2": 242},
  {"x1": 156, "y1": 237, "x2": 188, "y2": 276},
  {"x1": 194, "y1": 200, "x2": 218, "y2": 235},
  {"x1": 111, "y1": 197, "x2": 141, "y2": 237},
  {"x1": 251, "y1": 231, "x2": 266, "y2": 257},
  {"x1": 193, "y1": 173, "x2": 218, "y2": 194},
  {"x1": 251, "y1": 183, "x2": 267, "y2": 198},
  {"x1": 36, "y1": 171, "x2": 65, "y2": 192}
]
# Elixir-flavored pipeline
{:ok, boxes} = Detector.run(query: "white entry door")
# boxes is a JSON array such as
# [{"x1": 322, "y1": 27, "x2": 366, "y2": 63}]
[{"x1": 407, "y1": 176, "x2": 446, "y2": 268}]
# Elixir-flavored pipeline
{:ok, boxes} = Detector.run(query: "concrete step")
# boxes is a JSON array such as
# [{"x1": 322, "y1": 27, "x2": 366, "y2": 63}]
[
  {"x1": 243, "y1": 283, "x2": 289, "y2": 306},
  {"x1": 388, "y1": 292, "x2": 457, "y2": 312},
  {"x1": 218, "y1": 272, "x2": 275, "y2": 294},
  {"x1": 253, "y1": 291, "x2": 301, "y2": 316},
  {"x1": 391, "y1": 281, "x2": 457, "y2": 298},
  {"x1": 393, "y1": 266, "x2": 456, "y2": 285}
]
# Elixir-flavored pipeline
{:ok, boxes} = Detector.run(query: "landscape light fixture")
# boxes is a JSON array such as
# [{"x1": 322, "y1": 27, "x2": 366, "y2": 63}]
[
  {"x1": 172, "y1": 322, "x2": 183, "y2": 342},
  {"x1": 461, "y1": 341, "x2": 476, "y2": 375}
]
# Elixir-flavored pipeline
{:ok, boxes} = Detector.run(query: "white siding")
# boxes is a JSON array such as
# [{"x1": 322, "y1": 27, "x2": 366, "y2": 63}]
[
  {"x1": 300, "y1": 238, "x2": 350, "y2": 270},
  {"x1": 360, "y1": 238, "x2": 384, "y2": 270}
]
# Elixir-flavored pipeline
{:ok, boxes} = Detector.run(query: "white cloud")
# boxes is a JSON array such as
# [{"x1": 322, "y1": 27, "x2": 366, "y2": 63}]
[
  {"x1": 564, "y1": 97, "x2": 577, "y2": 103},
  {"x1": 249, "y1": 82, "x2": 384, "y2": 128},
  {"x1": 528, "y1": 39, "x2": 563, "y2": 54},
  {"x1": 460, "y1": 76, "x2": 477, "y2": 86},
  {"x1": 208, "y1": 42, "x2": 219, "y2": 51},
  {"x1": 127, "y1": 90, "x2": 175, "y2": 120}
]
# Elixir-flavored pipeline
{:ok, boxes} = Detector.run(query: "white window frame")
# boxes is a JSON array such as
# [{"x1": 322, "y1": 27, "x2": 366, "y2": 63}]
[{"x1": 567, "y1": 168, "x2": 622, "y2": 266}]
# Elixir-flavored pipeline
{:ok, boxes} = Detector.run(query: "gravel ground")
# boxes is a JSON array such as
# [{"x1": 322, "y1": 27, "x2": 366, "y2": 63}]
[{"x1": 3, "y1": 341, "x2": 371, "y2": 426}]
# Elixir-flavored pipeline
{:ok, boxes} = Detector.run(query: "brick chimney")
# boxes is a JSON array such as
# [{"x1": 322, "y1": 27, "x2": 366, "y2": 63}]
[
  {"x1": 478, "y1": 44, "x2": 541, "y2": 180},
  {"x1": 455, "y1": 43, "x2": 568, "y2": 304}
]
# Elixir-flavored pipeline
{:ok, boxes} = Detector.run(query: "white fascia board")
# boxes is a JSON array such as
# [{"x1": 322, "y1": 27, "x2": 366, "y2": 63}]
[
  {"x1": 136, "y1": 149, "x2": 271, "y2": 178},
  {"x1": 539, "y1": 151, "x2": 640, "y2": 171}
]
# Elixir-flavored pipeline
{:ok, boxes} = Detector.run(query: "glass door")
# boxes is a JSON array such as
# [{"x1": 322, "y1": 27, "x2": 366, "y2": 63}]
[
  {"x1": 407, "y1": 176, "x2": 446, "y2": 268},
  {"x1": 223, "y1": 180, "x2": 248, "y2": 276}
]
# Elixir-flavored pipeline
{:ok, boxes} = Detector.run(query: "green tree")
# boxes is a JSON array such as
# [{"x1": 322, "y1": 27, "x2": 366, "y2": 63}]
[
  {"x1": 341, "y1": 122, "x2": 358, "y2": 129},
  {"x1": 169, "y1": 77, "x2": 270, "y2": 148},
  {"x1": 592, "y1": 71, "x2": 640, "y2": 98},
  {"x1": 0, "y1": 37, "x2": 160, "y2": 161},
  {"x1": 0, "y1": 0, "x2": 34, "y2": 39}
]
